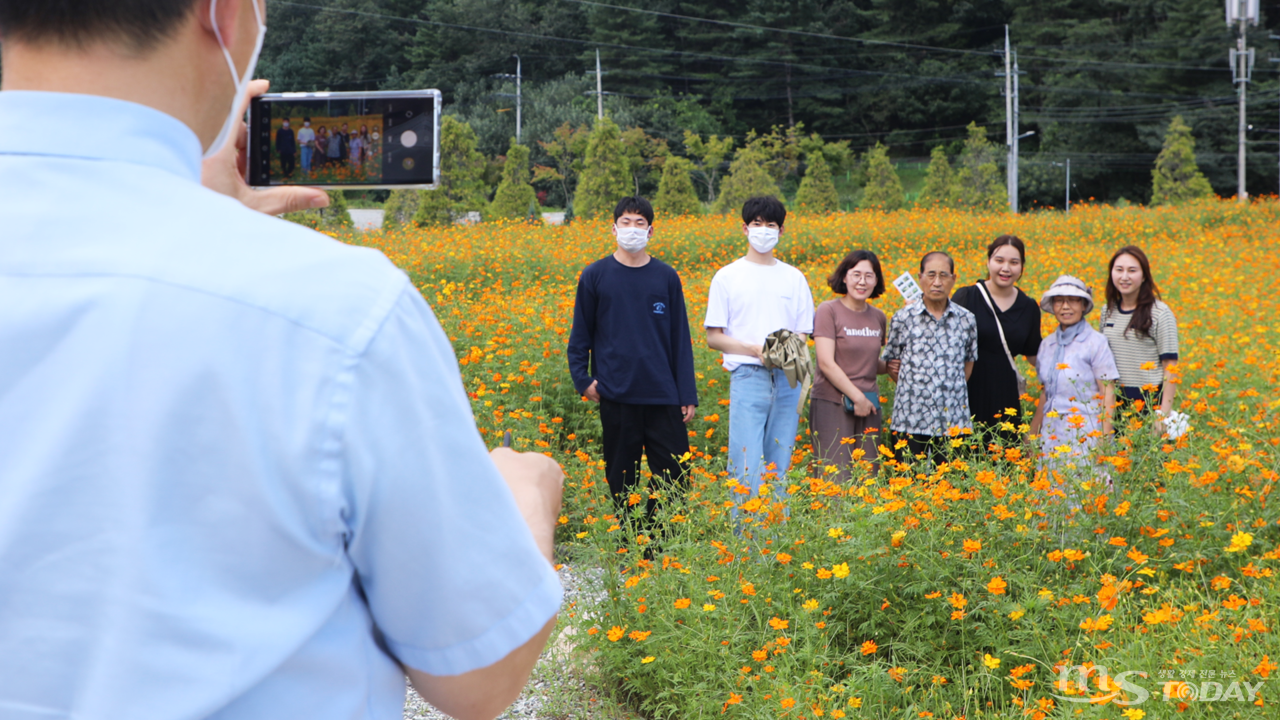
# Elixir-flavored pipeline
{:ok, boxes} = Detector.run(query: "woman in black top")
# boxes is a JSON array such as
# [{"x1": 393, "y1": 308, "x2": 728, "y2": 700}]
[{"x1": 952, "y1": 235, "x2": 1042, "y2": 445}]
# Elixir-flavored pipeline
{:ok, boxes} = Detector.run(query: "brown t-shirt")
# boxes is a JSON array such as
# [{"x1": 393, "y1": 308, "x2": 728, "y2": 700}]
[{"x1": 811, "y1": 299, "x2": 887, "y2": 402}]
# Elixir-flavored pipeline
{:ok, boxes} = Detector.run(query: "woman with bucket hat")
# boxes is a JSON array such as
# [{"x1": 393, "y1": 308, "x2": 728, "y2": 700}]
[{"x1": 1028, "y1": 276, "x2": 1119, "y2": 480}]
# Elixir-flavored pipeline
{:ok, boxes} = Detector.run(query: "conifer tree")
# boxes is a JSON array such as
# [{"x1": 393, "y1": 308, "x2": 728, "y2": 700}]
[
  {"x1": 489, "y1": 138, "x2": 538, "y2": 220},
  {"x1": 951, "y1": 123, "x2": 1007, "y2": 212},
  {"x1": 575, "y1": 116, "x2": 632, "y2": 219},
  {"x1": 918, "y1": 146, "x2": 955, "y2": 207},
  {"x1": 382, "y1": 189, "x2": 422, "y2": 230},
  {"x1": 412, "y1": 115, "x2": 491, "y2": 227},
  {"x1": 859, "y1": 143, "x2": 904, "y2": 211},
  {"x1": 654, "y1": 156, "x2": 701, "y2": 216},
  {"x1": 711, "y1": 135, "x2": 781, "y2": 214},
  {"x1": 1150, "y1": 116, "x2": 1215, "y2": 206},
  {"x1": 795, "y1": 150, "x2": 839, "y2": 212},
  {"x1": 284, "y1": 190, "x2": 352, "y2": 230}
]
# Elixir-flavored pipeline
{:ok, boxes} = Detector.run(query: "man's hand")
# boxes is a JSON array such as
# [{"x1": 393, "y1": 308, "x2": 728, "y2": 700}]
[
  {"x1": 681, "y1": 405, "x2": 695, "y2": 423},
  {"x1": 584, "y1": 380, "x2": 601, "y2": 402},
  {"x1": 201, "y1": 79, "x2": 330, "y2": 216},
  {"x1": 886, "y1": 359, "x2": 901, "y2": 382},
  {"x1": 488, "y1": 448, "x2": 564, "y2": 564}
]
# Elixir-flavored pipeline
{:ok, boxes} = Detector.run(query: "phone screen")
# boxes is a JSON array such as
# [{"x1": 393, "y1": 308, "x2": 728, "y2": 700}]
[{"x1": 247, "y1": 90, "x2": 440, "y2": 189}]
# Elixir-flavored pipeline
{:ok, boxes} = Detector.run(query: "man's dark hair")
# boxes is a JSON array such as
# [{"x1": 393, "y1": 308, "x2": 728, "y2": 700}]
[
  {"x1": 919, "y1": 251, "x2": 955, "y2": 274},
  {"x1": 0, "y1": 0, "x2": 201, "y2": 52},
  {"x1": 827, "y1": 249, "x2": 885, "y2": 298},
  {"x1": 741, "y1": 196, "x2": 786, "y2": 226},
  {"x1": 613, "y1": 196, "x2": 654, "y2": 225},
  {"x1": 303, "y1": 117, "x2": 312, "y2": 123}
]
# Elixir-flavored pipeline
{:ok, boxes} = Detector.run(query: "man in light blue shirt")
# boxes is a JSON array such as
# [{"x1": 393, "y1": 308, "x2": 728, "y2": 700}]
[{"x1": 0, "y1": 2, "x2": 563, "y2": 719}]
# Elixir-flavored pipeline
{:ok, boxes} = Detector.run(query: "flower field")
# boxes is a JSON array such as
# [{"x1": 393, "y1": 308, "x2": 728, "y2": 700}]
[{"x1": 340, "y1": 201, "x2": 1279, "y2": 720}]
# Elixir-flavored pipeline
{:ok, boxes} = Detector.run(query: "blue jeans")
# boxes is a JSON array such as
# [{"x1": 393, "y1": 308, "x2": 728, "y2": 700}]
[
  {"x1": 727, "y1": 364, "x2": 802, "y2": 500},
  {"x1": 300, "y1": 146, "x2": 313, "y2": 174}
]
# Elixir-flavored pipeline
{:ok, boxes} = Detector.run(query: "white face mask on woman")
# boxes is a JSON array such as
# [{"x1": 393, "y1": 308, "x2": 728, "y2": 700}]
[
  {"x1": 616, "y1": 226, "x2": 649, "y2": 253},
  {"x1": 204, "y1": 0, "x2": 267, "y2": 159},
  {"x1": 747, "y1": 226, "x2": 780, "y2": 254}
]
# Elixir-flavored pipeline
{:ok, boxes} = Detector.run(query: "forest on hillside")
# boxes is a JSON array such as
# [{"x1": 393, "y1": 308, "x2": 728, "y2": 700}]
[{"x1": 209, "y1": 2, "x2": 1280, "y2": 205}]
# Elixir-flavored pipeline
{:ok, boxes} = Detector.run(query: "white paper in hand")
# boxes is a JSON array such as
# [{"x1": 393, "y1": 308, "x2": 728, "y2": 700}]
[{"x1": 892, "y1": 272, "x2": 923, "y2": 303}]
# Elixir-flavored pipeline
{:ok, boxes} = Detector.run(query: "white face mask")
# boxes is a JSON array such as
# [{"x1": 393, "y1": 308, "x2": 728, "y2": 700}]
[
  {"x1": 204, "y1": 0, "x2": 268, "y2": 159},
  {"x1": 747, "y1": 226, "x2": 780, "y2": 254},
  {"x1": 616, "y1": 226, "x2": 649, "y2": 253}
]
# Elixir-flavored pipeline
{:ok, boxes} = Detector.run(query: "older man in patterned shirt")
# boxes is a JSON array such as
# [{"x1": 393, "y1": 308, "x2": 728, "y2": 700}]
[{"x1": 884, "y1": 251, "x2": 979, "y2": 465}]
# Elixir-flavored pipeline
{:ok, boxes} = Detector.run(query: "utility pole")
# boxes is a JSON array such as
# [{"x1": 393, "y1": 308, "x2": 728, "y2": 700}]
[
  {"x1": 1051, "y1": 159, "x2": 1071, "y2": 212},
  {"x1": 1065, "y1": 158, "x2": 1071, "y2": 212},
  {"x1": 998, "y1": 27, "x2": 1027, "y2": 213},
  {"x1": 492, "y1": 55, "x2": 522, "y2": 142},
  {"x1": 1003, "y1": 26, "x2": 1015, "y2": 213},
  {"x1": 1271, "y1": 33, "x2": 1280, "y2": 198},
  {"x1": 596, "y1": 49, "x2": 604, "y2": 120},
  {"x1": 1228, "y1": 0, "x2": 1258, "y2": 203}
]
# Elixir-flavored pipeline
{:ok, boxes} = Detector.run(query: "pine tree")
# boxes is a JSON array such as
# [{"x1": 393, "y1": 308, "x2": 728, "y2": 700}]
[
  {"x1": 488, "y1": 138, "x2": 538, "y2": 220},
  {"x1": 284, "y1": 190, "x2": 352, "y2": 230},
  {"x1": 795, "y1": 150, "x2": 839, "y2": 212},
  {"x1": 1150, "y1": 115, "x2": 1215, "y2": 206},
  {"x1": 412, "y1": 115, "x2": 491, "y2": 227},
  {"x1": 575, "y1": 116, "x2": 632, "y2": 219},
  {"x1": 382, "y1": 189, "x2": 422, "y2": 230},
  {"x1": 951, "y1": 123, "x2": 1007, "y2": 212},
  {"x1": 711, "y1": 136, "x2": 781, "y2": 214},
  {"x1": 918, "y1": 146, "x2": 955, "y2": 207},
  {"x1": 858, "y1": 143, "x2": 904, "y2": 211},
  {"x1": 654, "y1": 156, "x2": 701, "y2": 216}
]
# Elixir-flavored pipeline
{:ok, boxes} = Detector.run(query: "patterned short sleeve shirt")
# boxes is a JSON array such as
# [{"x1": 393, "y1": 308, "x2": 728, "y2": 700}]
[{"x1": 883, "y1": 300, "x2": 980, "y2": 435}]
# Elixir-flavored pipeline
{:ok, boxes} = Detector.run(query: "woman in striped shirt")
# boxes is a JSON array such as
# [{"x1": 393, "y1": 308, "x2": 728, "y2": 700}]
[{"x1": 1100, "y1": 246, "x2": 1178, "y2": 431}]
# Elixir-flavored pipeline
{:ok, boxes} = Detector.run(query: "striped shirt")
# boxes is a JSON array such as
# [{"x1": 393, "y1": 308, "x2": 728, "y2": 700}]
[{"x1": 1100, "y1": 300, "x2": 1178, "y2": 390}]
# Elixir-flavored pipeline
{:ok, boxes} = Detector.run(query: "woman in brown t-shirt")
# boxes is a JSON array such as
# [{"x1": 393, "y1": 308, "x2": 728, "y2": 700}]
[{"x1": 810, "y1": 249, "x2": 890, "y2": 482}]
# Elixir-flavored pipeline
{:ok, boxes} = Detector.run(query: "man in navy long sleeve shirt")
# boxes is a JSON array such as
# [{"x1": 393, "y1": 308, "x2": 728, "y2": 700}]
[{"x1": 567, "y1": 196, "x2": 697, "y2": 516}]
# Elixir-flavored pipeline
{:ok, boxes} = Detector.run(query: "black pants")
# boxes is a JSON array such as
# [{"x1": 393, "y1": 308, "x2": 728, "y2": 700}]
[
  {"x1": 599, "y1": 398, "x2": 690, "y2": 518},
  {"x1": 892, "y1": 431, "x2": 950, "y2": 467},
  {"x1": 280, "y1": 152, "x2": 296, "y2": 176}
]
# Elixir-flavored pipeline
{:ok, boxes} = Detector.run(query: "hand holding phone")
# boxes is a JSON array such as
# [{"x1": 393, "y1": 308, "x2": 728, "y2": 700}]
[{"x1": 247, "y1": 90, "x2": 441, "y2": 190}]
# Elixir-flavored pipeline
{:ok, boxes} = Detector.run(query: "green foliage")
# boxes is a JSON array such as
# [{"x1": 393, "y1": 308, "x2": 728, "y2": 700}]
[
  {"x1": 858, "y1": 143, "x2": 904, "y2": 212},
  {"x1": 918, "y1": 146, "x2": 955, "y2": 207},
  {"x1": 654, "y1": 156, "x2": 702, "y2": 217},
  {"x1": 795, "y1": 150, "x2": 839, "y2": 213},
  {"x1": 283, "y1": 190, "x2": 351, "y2": 231},
  {"x1": 711, "y1": 135, "x2": 781, "y2": 214},
  {"x1": 489, "y1": 138, "x2": 538, "y2": 220},
  {"x1": 412, "y1": 115, "x2": 491, "y2": 227},
  {"x1": 683, "y1": 131, "x2": 734, "y2": 204},
  {"x1": 575, "y1": 117, "x2": 632, "y2": 219},
  {"x1": 951, "y1": 123, "x2": 1007, "y2": 213},
  {"x1": 382, "y1": 189, "x2": 421, "y2": 231},
  {"x1": 1151, "y1": 116, "x2": 1216, "y2": 206},
  {"x1": 532, "y1": 122, "x2": 591, "y2": 208}
]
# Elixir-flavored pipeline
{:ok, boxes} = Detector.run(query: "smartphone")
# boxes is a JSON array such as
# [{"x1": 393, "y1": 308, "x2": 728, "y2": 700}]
[{"x1": 246, "y1": 89, "x2": 441, "y2": 189}]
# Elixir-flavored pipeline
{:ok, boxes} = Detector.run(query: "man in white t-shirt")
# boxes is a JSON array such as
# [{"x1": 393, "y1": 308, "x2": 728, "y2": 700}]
[
  {"x1": 704, "y1": 195, "x2": 815, "y2": 504},
  {"x1": 296, "y1": 117, "x2": 316, "y2": 175}
]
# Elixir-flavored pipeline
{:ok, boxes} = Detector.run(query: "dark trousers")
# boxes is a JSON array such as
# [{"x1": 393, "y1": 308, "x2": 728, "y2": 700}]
[
  {"x1": 599, "y1": 398, "x2": 690, "y2": 519},
  {"x1": 280, "y1": 151, "x2": 296, "y2": 176},
  {"x1": 892, "y1": 431, "x2": 949, "y2": 467}
]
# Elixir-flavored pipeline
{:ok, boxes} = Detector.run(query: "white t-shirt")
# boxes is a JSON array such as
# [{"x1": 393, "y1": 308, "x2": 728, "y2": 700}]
[{"x1": 704, "y1": 257, "x2": 815, "y2": 370}]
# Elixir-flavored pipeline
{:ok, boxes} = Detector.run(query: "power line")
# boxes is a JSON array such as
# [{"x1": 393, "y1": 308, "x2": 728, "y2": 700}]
[
  {"x1": 272, "y1": 0, "x2": 997, "y2": 83},
  {"x1": 559, "y1": 0, "x2": 996, "y2": 57}
]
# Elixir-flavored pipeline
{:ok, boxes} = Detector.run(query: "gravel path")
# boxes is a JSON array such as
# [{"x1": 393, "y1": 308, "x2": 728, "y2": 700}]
[{"x1": 402, "y1": 564, "x2": 601, "y2": 719}]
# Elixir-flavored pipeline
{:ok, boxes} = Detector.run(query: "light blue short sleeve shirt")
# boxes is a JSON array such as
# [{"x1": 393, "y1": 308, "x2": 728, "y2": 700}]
[{"x1": 0, "y1": 91, "x2": 560, "y2": 720}]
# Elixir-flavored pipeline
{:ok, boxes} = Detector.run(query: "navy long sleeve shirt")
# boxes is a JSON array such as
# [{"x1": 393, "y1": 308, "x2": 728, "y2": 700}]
[{"x1": 567, "y1": 255, "x2": 698, "y2": 407}]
